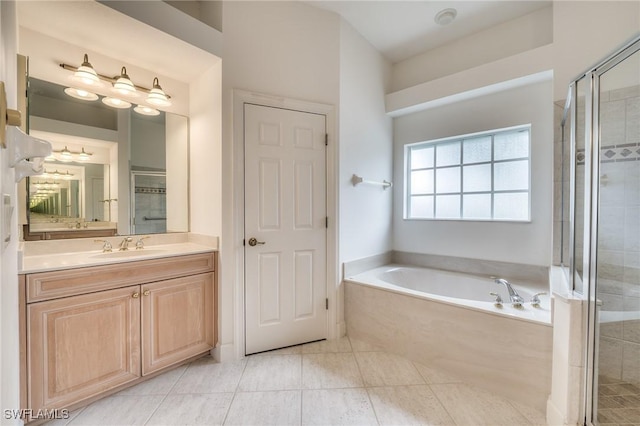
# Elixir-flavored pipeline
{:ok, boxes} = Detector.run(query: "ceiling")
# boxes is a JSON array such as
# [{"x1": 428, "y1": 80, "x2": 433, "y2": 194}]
[
  {"x1": 16, "y1": 0, "x2": 551, "y2": 71},
  {"x1": 310, "y1": 0, "x2": 551, "y2": 63},
  {"x1": 16, "y1": 0, "x2": 219, "y2": 83}
]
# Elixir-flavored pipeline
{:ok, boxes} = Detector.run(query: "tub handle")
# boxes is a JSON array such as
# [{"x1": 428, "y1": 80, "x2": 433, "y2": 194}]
[
  {"x1": 489, "y1": 292, "x2": 503, "y2": 307},
  {"x1": 531, "y1": 292, "x2": 547, "y2": 307}
]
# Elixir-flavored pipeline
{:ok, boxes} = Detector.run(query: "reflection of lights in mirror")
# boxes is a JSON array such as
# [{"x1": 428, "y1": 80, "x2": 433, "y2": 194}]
[
  {"x1": 26, "y1": 76, "x2": 188, "y2": 237},
  {"x1": 52, "y1": 146, "x2": 93, "y2": 162},
  {"x1": 63, "y1": 87, "x2": 98, "y2": 101},
  {"x1": 134, "y1": 105, "x2": 160, "y2": 116},
  {"x1": 59, "y1": 146, "x2": 73, "y2": 161},
  {"x1": 42, "y1": 169, "x2": 74, "y2": 180},
  {"x1": 102, "y1": 97, "x2": 131, "y2": 109}
]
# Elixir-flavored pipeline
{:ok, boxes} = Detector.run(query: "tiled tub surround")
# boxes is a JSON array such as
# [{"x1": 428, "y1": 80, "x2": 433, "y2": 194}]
[{"x1": 343, "y1": 254, "x2": 552, "y2": 412}]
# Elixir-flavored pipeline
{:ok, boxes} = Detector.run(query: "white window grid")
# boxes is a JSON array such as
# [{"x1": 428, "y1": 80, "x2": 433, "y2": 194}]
[{"x1": 405, "y1": 125, "x2": 531, "y2": 221}]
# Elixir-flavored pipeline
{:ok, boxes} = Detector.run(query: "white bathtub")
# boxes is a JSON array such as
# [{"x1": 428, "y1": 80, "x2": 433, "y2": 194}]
[
  {"x1": 349, "y1": 264, "x2": 551, "y2": 324},
  {"x1": 344, "y1": 264, "x2": 553, "y2": 411}
]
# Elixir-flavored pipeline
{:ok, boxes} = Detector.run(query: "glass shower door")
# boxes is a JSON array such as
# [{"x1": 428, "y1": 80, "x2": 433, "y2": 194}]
[
  {"x1": 591, "y1": 43, "x2": 640, "y2": 425},
  {"x1": 131, "y1": 171, "x2": 167, "y2": 234}
]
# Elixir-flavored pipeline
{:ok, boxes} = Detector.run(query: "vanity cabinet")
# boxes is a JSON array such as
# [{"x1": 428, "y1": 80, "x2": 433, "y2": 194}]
[
  {"x1": 20, "y1": 252, "x2": 216, "y2": 417},
  {"x1": 142, "y1": 274, "x2": 214, "y2": 375},
  {"x1": 27, "y1": 285, "x2": 142, "y2": 412}
]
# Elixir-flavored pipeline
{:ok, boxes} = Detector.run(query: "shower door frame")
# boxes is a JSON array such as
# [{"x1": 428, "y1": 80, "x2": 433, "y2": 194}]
[{"x1": 570, "y1": 36, "x2": 640, "y2": 426}]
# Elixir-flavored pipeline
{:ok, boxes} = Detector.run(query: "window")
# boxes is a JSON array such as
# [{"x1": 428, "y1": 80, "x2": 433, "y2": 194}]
[{"x1": 405, "y1": 126, "x2": 531, "y2": 221}]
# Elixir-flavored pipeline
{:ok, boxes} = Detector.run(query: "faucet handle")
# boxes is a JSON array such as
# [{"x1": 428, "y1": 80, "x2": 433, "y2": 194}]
[
  {"x1": 489, "y1": 292, "x2": 503, "y2": 307},
  {"x1": 94, "y1": 239, "x2": 113, "y2": 252},
  {"x1": 531, "y1": 292, "x2": 547, "y2": 307},
  {"x1": 135, "y1": 236, "x2": 150, "y2": 250}
]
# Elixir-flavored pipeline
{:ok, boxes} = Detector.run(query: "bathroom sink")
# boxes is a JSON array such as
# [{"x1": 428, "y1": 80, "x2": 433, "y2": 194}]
[{"x1": 90, "y1": 249, "x2": 168, "y2": 259}]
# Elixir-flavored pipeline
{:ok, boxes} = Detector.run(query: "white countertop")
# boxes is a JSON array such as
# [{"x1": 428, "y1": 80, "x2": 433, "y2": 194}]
[{"x1": 19, "y1": 233, "x2": 218, "y2": 274}]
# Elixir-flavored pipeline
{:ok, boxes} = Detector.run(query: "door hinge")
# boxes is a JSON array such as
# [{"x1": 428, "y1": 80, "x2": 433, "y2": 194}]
[
  {"x1": 325, "y1": 298, "x2": 329, "y2": 310},
  {"x1": 242, "y1": 239, "x2": 245, "y2": 246},
  {"x1": 325, "y1": 134, "x2": 328, "y2": 146},
  {"x1": 325, "y1": 217, "x2": 328, "y2": 228}
]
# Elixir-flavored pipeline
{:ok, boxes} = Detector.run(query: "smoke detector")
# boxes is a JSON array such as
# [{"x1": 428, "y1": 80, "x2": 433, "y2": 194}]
[{"x1": 435, "y1": 8, "x2": 457, "y2": 26}]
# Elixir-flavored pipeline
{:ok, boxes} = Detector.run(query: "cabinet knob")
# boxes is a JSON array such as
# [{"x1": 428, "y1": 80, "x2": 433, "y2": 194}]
[
  {"x1": 143, "y1": 290, "x2": 150, "y2": 296},
  {"x1": 132, "y1": 292, "x2": 140, "y2": 299}
]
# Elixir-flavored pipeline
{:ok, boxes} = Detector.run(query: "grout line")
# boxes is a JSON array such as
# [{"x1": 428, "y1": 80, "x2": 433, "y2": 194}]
[
  {"x1": 299, "y1": 349, "x2": 303, "y2": 425},
  {"x1": 141, "y1": 362, "x2": 191, "y2": 425},
  {"x1": 221, "y1": 355, "x2": 250, "y2": 425},
  {"x1": 504, "y1": 399, "x2": 537, "y2": 426},
  {"x1": 62, "y1": 406, "x2": 85, "y2": 425},
  {"x1": 427, "y1": 383, "x2": 459, "y2": 426},
  {"x1": 350, "y1": 340, "x2": 381, "y2": 425}
]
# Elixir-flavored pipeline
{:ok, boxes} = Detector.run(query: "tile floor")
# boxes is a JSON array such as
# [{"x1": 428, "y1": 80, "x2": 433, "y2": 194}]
[
  {"x1": 48, "y1": 337, "x2": 547, "y2": 426},
  {"x1": 598, "y1": 375, "x2": 640, "y2": 426}
]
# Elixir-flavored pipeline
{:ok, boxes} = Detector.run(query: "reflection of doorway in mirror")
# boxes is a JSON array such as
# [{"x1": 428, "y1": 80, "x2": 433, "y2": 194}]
[
  {"x1": 131, "y1": 172, "x2": 167, "y2": 234},
  {"x1": 91, "y1": 178, "x2": 104, "y2": 221}
]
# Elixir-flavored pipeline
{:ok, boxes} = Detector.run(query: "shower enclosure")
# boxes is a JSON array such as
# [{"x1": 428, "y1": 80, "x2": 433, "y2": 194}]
[
  {"x1": 131, "y1": 171, "x2": 167, "y2": 234},
  {"x1": 563, "y1": 36, "x2": 640, "y2": 425}
]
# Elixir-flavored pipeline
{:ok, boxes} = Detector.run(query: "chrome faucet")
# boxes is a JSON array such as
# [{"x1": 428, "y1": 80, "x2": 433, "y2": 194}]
[
  {"x1": 494, "y1": 278, "x2": 524, "y2": 307},
  {"x1": 119, "y1": 236, "x2": 133, "y2": 251},
  {"x1": 135, "y1": 236, "x2": 150, "y2": 250},
  {"x1": 94, "y1": 239, "x2": 113, "y2": 252}
]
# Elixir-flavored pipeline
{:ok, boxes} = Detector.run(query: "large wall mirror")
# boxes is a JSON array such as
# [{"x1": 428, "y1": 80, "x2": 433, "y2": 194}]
[
  {"x1": 23, "y1": 76, "x2": 189, "y2": 239},
  {"x1": 15, "y1": 1, "x2": 222, "y2": 241}
]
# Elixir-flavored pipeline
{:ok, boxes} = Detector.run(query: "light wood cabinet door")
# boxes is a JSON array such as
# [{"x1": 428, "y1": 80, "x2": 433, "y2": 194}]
[
  {"x1": 141, "y1": 273, "x2": 214, "y2": 375},
  {"x1": 28, "y1": 285, "x2": 141, "y2": 411}
]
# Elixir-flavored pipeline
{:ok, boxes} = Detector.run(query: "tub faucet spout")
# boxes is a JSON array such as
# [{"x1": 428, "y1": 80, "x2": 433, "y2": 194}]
[{"x1": 494, "y1": 278, "x2": 524, "y2": 307}]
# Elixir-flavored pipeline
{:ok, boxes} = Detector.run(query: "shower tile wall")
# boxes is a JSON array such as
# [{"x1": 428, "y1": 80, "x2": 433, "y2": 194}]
[
  {"x1": 597, "y1": 85, "x2": 640, "y2": 388},
  {"x1": 134, "y1": 174, "x2": 167, "y2": 234}
]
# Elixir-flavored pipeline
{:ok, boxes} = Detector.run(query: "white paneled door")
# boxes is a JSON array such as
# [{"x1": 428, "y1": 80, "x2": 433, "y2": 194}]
[{"x1": 244, "y1": 103, "x2": 327, "y2": 355}]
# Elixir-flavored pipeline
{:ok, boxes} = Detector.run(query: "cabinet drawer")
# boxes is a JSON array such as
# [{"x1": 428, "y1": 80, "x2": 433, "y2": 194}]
[{"x1": 26, "y1": 252, "x2": 215, "y2": 303}]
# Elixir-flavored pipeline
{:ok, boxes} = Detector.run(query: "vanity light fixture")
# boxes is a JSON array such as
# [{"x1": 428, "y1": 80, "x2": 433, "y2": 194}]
[
  {"x1": 32, "y1": 181, "x2": 59, "y2": 189},
  {"x1": 71, "y1": 54, "x2": 101, "y2": 86},
  {"x1": 59, "y1": 146, "x2": 73, "y2": 162},
  {"x1": 102, "y1": 97, "x2": 131, "y2": 109},
  {"x1": 43, "y1": 169, "x2": 74, "y2": 180},
  {"x1": 60, "y1": 60, "x2": 173, "y2": 112},
  {"x1": 63, "y1": 87, "x2": 98, "y2": 101},
  {"x1": 146, "y1": 77, "x2": 171, "y2": 107},
  {"x1": 51, "y1": 147, "x2": 93, "y2": 162},
  {"x1": 112, "y1": 67, "x2": 137, "y2": 97},
  {"x1": 134, "y1": 105, "x2": 160, "y2": 116},
  {"x1": 78, "y1": 147, "x2": 92, "y2": 161}
]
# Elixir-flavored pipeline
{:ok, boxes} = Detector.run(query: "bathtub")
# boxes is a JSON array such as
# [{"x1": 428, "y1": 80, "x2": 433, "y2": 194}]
[
  {"x1": 350, "y1": 265, "x2": 551, "y2": 324},
  {"x1": 344, "y1": 264, "x2": 553, "y2": 411}
]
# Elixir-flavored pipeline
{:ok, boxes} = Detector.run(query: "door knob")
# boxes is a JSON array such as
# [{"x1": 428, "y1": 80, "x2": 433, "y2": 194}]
[{"x1": 248, "y1": 237, "x2": 265, "y2": 246}]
